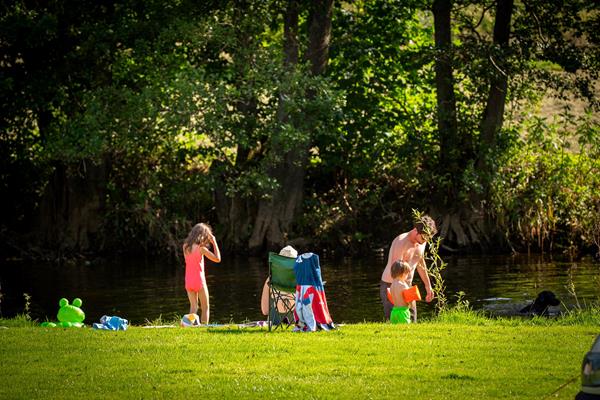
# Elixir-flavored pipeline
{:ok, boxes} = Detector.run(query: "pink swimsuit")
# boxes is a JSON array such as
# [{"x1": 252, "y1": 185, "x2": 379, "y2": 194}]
[{"x1": 184, "y1": 249, "x2": 205, "y2": 291}]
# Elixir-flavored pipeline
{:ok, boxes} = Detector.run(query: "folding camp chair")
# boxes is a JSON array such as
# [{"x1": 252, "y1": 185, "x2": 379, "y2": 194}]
[{"x1": 267, "y1": 252, "x2": 297, "y2": 331}]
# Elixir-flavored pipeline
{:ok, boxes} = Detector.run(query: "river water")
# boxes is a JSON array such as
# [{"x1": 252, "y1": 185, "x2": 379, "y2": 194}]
[{"x1": 1, "y1": 253, "x2": 598, "y2": 325}]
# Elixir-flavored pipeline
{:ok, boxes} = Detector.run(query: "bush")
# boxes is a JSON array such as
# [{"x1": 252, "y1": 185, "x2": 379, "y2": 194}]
[{"x1": 490, "y1": 114, "x2": 600, "y2": 254}]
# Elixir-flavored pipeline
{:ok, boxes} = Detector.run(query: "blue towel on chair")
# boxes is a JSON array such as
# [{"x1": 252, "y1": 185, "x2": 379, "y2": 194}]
[
  {"x1": 294, "y1": 252, "x2": 324, "y2": 290},
  {"x1": 293, "y1": 253, "x2": 335, "y2": 331}
]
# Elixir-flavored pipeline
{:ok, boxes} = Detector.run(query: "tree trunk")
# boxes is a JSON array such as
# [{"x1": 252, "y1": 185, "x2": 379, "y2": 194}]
[
  {"x1": 307, "y1": 0, "x2": 333, "y2": 76},
  {"x1": 248, "y1": 0, "x2": 333, "y2": 253},
  {"x1": 432, "y1": 0, "x2": 470, "y2": 205},
  {"x1": 248, "y1": 0, "x2": 301, "y2": 252},
  {"x1": 213, "y1": 2, "x2": 262, "y2": 251},
  {"x1": 478, "y1": 0, "x2": 514, "y2": 170},
  {"x1": 433, "y1": 0, "x2": 461, "y2": 203},
  {"x1": 431, "y1": 0, "x2": 514, "y2": 250},
  {"x1": 283, "y1": 0, "x2": 299, "y2": 68},
  {"x1": 36, "y1": 160, "x2": 107, "y2": 255},
  {"x1": 213, "y1": 170, "x2": 255, "y2": 251}
]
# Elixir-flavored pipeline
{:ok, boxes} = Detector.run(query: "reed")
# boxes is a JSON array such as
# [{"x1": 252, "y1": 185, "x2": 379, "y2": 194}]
[{"x1": 413, "y1": 209, "x2": 449, "y2": 314}]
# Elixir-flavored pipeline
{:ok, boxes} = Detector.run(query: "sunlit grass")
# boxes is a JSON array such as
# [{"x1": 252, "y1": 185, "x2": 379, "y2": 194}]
[
  {"x1": 0, "y1": 311, "x2": 596, "y2": 399},
  {"x1": 433, "y1": 305, "x2": 600, "y2": 327}
]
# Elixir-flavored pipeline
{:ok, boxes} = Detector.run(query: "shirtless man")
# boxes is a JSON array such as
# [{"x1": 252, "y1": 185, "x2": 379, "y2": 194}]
[{"x1": 379, "y1": 215, "x2": 437, "y2": 322}]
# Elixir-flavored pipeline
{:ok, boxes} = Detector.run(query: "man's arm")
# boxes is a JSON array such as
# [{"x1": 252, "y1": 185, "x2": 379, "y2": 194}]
[{"x1": 416, "y1": 258, "x2": 434, "y2": 302}]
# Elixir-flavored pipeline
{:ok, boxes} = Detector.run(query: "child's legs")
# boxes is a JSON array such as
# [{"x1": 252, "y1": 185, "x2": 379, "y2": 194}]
[
  {"x1": 198, "y1": 285, "x2": 210, "y2": 324},
  {"x1": 186, "y1": 290, "x2": 199, "y2": 315}
]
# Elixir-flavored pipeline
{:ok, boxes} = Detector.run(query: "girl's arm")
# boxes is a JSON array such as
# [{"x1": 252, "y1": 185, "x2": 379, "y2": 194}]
[{"x1": 200, "y1": 233, "x2": 221, "y2": 263}]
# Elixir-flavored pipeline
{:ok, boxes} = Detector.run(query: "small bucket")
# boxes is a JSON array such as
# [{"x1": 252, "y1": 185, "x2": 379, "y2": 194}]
[{"x1": 402, "y1": 285, "x2": 422, "y2": 303}]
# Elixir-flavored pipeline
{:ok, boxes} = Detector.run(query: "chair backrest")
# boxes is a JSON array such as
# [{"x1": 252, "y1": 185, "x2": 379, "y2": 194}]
[
  {"x1": 268, "y1": 252, "x2": 296, "y2": 293},
  {"x1": 294, "y1": 252, "x2": 324, "y2": 290}
]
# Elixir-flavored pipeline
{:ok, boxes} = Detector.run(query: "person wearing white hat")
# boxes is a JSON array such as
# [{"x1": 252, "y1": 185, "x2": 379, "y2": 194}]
[{"x1": 260, "y1": 245, "x2": 298, "y2": 320}]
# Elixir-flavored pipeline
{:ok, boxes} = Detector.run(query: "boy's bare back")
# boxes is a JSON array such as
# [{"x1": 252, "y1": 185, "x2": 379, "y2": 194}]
[{"x1": 390, "y1": 279, "x2": 410, "y2": 307}]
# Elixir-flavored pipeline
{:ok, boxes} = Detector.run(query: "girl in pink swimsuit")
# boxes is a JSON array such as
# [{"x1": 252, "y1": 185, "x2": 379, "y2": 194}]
[{"x1": 183, "y1": 223, "x2": 221, "y2": 324}]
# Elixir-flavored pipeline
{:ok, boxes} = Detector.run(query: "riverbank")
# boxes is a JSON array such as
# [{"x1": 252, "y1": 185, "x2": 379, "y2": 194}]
[{"x1": 1, "y1": 311, "x2": 598, "y2": 399}]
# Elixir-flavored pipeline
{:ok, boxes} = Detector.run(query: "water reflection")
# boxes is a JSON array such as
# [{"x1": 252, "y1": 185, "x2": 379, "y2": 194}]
[{"x1": 0, "y1": 254, "x2": 598, "y2": 324}]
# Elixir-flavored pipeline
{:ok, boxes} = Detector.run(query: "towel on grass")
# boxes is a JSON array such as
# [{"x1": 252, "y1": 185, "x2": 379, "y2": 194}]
[{"x1": 93, "y1": 315, "x2": 129, "y2": 331}]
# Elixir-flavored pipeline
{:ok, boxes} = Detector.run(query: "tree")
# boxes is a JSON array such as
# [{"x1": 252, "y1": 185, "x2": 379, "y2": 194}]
[
  {"x1": 433, "y1": 0, "x2": 460, "y2": 202},
  {"x1": 434, "y1": 0, "x2": 599, "y2": 250},
  {"x1": 247, "y1": 0, "x2": 302, "y2": 251},
  {"x1": 477, "y1": 0, "x2": 513, "y2": 172},
  {"x1": 0, "y1": 0, "x2": 226, "y2": 255},
  {"x1": 248, "y1": 0, "x2": 334, "y2": 252}
]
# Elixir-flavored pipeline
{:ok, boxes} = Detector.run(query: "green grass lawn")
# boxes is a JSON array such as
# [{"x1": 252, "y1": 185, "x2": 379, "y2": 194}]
[{"x1": 1, "y1": 312, "x2": 598, "y2": 399}]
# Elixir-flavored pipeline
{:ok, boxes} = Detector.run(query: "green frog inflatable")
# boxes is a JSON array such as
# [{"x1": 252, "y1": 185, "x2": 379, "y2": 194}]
[{"x1": 40, "y1": 298, "x2": 85, "y2": 328}]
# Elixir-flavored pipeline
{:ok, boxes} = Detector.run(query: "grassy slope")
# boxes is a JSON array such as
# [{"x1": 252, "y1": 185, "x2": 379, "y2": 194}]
[{"x1": 0, "y1": 317, "x2": 597, "y2": 399}]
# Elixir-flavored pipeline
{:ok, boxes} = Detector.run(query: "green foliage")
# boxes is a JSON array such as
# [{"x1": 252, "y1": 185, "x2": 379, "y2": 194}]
[
  {"x1": 434, "y1": 307, "x2": 491, "y2": 325},
  {"x1": 1, "y1": 0, "x2": 599, "y2": 255},
  {"x1": 511, "y1": 1, "x2": 600, "y2": 107},
  {"x1": 81, "y1": 3, "x2": 344, "y2": 249},
  {"x1": 301, "y1": 1, "x2": 440, "y2": 250},
  {"x1": 558, "y1": 306, "x2": 600, "y2": 326},
  {"x1": 490, "y1": 113, "x2": 600, "y2": 253},
  {"x1": 0, "y1": 0, "x2": 225, "y2": 251},
  {"x1": 327, "y1": 0, "x2": 437, "y2": 180}
]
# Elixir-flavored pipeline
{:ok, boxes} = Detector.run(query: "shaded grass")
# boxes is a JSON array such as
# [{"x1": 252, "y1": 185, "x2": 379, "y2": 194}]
[
  {"x1": 0, "y1": 313, "x2": 597, "y2": 399},
  {"x1": 0, "y1": 313, "x2": 38, "y2": 328}
]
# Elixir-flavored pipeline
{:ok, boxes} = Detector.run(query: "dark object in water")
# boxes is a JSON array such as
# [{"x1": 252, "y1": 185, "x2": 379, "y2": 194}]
[
  {"x1": 576, "y1": 335, "x2": 600, "y2": 399},
  {"x1": 519, "y1": 290, "x2": 560, "y2": 316}
]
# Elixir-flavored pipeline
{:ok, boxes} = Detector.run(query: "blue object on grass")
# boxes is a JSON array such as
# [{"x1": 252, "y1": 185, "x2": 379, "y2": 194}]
[{"x1": 92, "y1": 315, "x2": 129, "y2": 331}]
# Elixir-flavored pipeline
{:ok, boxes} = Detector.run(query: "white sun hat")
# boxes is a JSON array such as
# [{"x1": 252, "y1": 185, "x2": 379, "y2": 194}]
[{"x1": 279, "y1": 245, "x2": 298, "y2": 258}]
